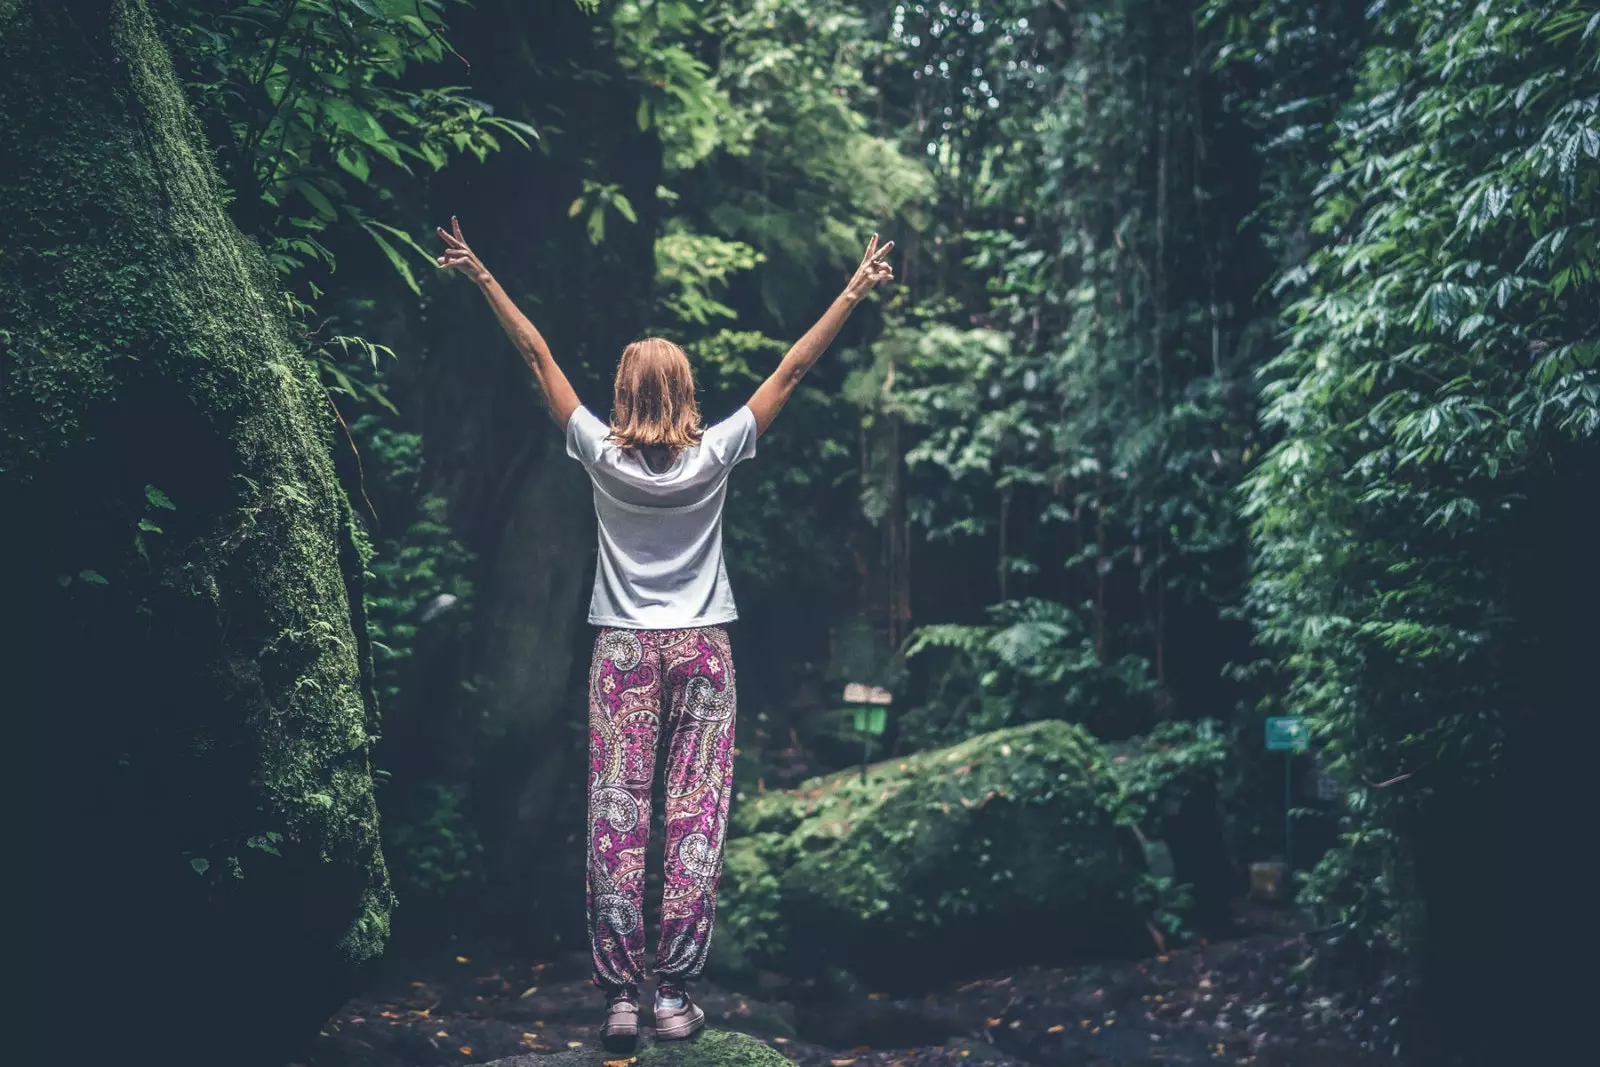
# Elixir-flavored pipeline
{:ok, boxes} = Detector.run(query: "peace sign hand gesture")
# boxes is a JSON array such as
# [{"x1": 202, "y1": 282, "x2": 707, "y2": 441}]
[
  {"x1": 436, "y1": 216, "x2": 490, "y2": 286},
  {"x1": 843, "y1": 233, "x2": 895, "y2": 304}
]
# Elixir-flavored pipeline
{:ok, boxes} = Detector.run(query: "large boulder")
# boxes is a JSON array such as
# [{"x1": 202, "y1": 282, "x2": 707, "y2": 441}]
[
  {"x1": 714, "y1": 721, "x2": 1147, "y2": 988},
  {"x1": 3, "y1": 1, "x2": 390, "y2": 1062}
]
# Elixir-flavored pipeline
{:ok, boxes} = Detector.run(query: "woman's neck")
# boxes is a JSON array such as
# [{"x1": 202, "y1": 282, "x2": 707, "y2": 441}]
[{"x1": 639, "y1": 444, "x2": 676, "y2": 473}]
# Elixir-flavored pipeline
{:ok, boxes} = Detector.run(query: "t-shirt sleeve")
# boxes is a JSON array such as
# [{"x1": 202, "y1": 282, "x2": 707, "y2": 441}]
[
  {"x1": 565, "y1": 405, "x2": 610, "y2": 467},
  {"x1": 702, "y1": 405, "x2": 759, "y2": 468}
]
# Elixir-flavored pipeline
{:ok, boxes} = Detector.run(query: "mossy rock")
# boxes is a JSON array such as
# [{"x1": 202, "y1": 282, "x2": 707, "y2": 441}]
[
  {"x1": 715, "y1": 721, "x2": 1146, "y2": 987},
  {"x1": 3, "y1": 2, "x2": 389, "y2": 1062},
  {"x1": 476, "y1": 1031, "x2": 789, "y2": 1067}
]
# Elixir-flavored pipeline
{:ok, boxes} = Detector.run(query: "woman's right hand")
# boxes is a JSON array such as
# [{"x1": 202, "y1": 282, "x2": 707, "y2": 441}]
[
  {"x1": 842, "y1": 233, "x2": 895, "y2": 304},
  {"x1": 436, "y1": 216, "x2": 491, "y2": 285}
]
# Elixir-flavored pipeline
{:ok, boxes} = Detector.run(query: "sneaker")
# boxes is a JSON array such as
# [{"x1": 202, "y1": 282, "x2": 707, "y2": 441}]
[
  {"x1": 602, "y1": 994, "x2": 639, "y2": 1053},
  {"x1": 653, "y1": 989, "x2": 705, "y2": 1040}
]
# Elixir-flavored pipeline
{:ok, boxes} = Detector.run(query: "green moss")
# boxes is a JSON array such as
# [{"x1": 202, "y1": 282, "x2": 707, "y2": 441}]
[
  {"x1": 716, "y1": 722, "x2": 1146, "y2": 985},
  {"x1": 478, "y1": 1030, "x2": 791, "y2": 1067},
  {"x1": 2, "y1": 0, "x2": 390, "y2": 1057}
]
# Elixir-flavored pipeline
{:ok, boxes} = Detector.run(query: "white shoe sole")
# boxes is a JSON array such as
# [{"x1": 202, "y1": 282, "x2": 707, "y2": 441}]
[{"x1": 654, "y1": 1006, "x2": 705, "y2": 1040}]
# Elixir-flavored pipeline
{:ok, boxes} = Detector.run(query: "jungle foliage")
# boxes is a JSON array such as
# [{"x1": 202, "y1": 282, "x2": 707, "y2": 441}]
[{"x1": 25, "y1": 1, "x2": 1596, "y2": 1063}]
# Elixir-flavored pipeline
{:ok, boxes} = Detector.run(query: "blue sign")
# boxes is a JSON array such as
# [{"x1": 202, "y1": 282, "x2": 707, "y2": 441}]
[{"x1": 1265, "y1": 716, "x2": 1307, "y2": 752}]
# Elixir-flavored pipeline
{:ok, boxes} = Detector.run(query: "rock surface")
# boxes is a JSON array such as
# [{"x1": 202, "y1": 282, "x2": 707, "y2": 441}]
[
  {"x1": 3, "y1": 2, "x2": 389, "y2": 1062},
  {"x1": 715, "y1": 721, "x2": 1147, "y2": 986},
  {"x1": 475, "y1": 1030, "x2": 792, "y2": 1067}
]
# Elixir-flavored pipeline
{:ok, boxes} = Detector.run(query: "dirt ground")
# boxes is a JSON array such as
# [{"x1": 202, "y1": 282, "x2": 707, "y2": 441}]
[{"x1": 303, "y1": 906, "x2": 1400, "y2": 1067}]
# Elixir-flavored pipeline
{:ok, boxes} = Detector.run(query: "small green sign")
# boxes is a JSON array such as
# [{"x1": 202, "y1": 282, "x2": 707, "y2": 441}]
[
  {"x1": 1265, "y1": 716, "x2": 1307, "y2": 752},
  {"x1": 853, "y1": 705, "x2": 887, "y2": 736}
]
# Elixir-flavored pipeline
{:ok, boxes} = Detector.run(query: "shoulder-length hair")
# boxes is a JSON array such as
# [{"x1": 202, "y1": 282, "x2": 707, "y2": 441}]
[{"x1": 609, "y1": 337, "x2": 703, "y2": 451}]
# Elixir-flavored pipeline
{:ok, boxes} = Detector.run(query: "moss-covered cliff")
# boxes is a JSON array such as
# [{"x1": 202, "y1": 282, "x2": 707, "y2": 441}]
[{"x1": 1, "y1": 1, "x2": 391, "y2": 1060}]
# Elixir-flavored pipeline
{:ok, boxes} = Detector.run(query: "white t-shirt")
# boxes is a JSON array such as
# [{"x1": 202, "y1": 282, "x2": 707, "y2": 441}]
[{"x1": 565, "y1": 404, "x2": 758, "y2": 629}]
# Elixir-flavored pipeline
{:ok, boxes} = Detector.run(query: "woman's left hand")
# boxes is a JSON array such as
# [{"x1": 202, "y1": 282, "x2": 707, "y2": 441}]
[
  {"x1": 842, "y1": 233, "x2": 895, "y2": 304},
  {"x1": 436, "y1": 216, "x2": 490, "y2": 285}
]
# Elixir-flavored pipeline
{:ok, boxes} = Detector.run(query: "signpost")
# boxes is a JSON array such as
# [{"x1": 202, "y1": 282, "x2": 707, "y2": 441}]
[
  {"x1": 844, "y1": 683, "x2": 892, "y2": 781},
  {"x1": 1265, "y1": 716, "x2": 1308, "y2": 872}
]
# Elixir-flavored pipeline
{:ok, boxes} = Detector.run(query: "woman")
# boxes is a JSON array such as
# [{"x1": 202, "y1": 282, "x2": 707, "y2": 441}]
[{"x1": 435, "y1": 217, "x2": 893, "y2": 1049}]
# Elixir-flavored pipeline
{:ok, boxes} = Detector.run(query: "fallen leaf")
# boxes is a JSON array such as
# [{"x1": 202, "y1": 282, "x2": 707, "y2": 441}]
[
  {"x1": 534, "y1": 1021, "x2": 547, "y2": 1027},
  {"x1": 868, "y1": 993, "x2": 885, "y2": 1001},
  {"x1": 1047, "y1": 1025, "x2": 1065, "y2": 1034},
  {"x1": 773, "y1": 1038, "x2": 789, "y2": 1045},
  {"x1": 603, "y1": 1059, "x2": 638, "y2": 1067},
  {"x1": 435, "y1": 1030, "x2": 450, "y2": 1038},
  {"x1": 830, "y1": 1059, "x2": 856, "y2": 1065},
  {"x1": 984, "y1": 1017, "x2": 1003, "y2": 1028},
  {"x1": 455, "y1": 956, "x2": 470, "y2": 964},
  {"x1": 459, "y1": 1047, "x2": 472, "y2": 1057},
  {"x1": 568, "y1": 1041, "x2": 584, "y2": 1049},
  {"x1": 520, "y1": 986, "x2": 539, "y2": 998},
  {"x1": 960, "y1": 1051, "x2": 971, "y2": 1058}
]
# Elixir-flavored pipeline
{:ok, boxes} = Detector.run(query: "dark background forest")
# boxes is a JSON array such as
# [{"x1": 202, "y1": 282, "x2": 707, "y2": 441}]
[{"x1": 4, "y1": 2, "x2": 1596, "y2": 1067}]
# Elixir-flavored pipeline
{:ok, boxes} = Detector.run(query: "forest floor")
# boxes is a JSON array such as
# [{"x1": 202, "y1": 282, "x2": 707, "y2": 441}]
[{"x1": 304, "y1": 906, "x2": 1397, "y2": 1067}]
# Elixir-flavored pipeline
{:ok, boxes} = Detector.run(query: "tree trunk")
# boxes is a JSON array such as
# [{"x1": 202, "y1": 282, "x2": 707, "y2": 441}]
[{"x1": 1, "y1": 1, "x2": 390, "y2": 1060}]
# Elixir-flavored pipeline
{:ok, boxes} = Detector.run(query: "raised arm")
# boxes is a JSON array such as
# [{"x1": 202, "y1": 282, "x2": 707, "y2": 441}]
[
  {"x1": 747, "y1": 234, "x2": 894, "y2": 435},
  {"x1": 436, "y1": 216, "x2": 581, "y2": 429}
]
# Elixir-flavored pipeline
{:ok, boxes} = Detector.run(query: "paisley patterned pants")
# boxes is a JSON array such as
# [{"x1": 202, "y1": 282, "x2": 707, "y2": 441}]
[{"x1": 586, "y1": 626, "x2": 737, "y2": 995}]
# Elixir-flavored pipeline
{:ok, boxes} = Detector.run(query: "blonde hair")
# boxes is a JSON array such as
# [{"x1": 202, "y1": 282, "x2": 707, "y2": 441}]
[{"x1": 609, "y1": 337, "x2": 703, "y2": 452}]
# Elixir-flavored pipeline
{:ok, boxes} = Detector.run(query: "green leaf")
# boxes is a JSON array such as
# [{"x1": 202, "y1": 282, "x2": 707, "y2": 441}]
[
  {"x1": 137, "y1": 519, "x2": 163, "y2": 534},
  {"x1": 78, "y1": 569, "x2": 108, "y2": 585},
  {"x1": 247, "y1": 835, "x2": 283, "y2": 857},
  {"x1": 294, "y1": 181, "x2": 338, "y2": 222},
  {"x1": 190, "y1": 858, "x2": 210, "y2": 875},
  {"x1": 365, "y1": 219, "x2": 437, "y2": 266},
  {"x1": 144, "y1": 485, "x2": 176, "y2": 510},
  {"x1": 361, "y1": 222, "x2": 420, "y2": 294},
  {"x1": 334, "y1": 146, "x2": 371, "y2": 184}
]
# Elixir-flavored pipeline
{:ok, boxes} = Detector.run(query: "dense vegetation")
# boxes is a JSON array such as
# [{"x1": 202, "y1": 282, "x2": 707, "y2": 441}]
[{"x1": 6, "y1": 1, "x2": 1594, "y2": 1064}]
